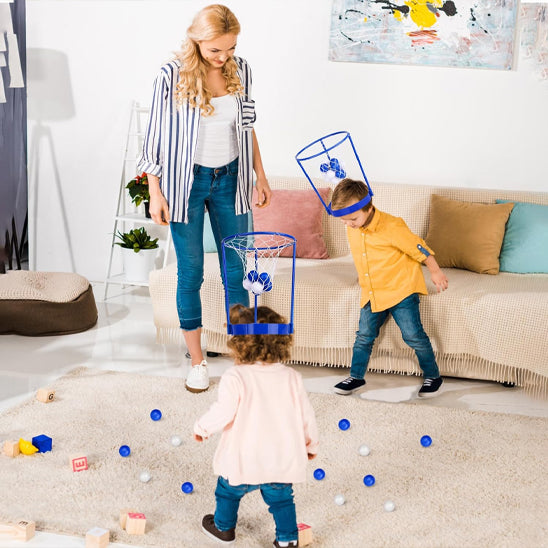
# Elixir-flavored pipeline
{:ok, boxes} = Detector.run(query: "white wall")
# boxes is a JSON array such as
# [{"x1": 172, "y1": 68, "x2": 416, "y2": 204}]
[{"x1": 26, "y1": 0, "x2": 548, "y2": 281}]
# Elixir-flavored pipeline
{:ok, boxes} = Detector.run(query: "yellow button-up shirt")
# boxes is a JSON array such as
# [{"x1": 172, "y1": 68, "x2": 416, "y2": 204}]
[{"x1": 347, "y1": 209, "x2": 434, "y2": 313}]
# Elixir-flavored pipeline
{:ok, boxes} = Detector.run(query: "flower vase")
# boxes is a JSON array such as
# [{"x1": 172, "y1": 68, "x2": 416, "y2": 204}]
[{"x1": 144, "y1": 201, "x2": 151, "y2": 218}]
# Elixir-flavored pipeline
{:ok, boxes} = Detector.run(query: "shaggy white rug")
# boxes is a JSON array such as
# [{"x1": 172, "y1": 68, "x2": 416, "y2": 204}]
[{"x1": 0, "y1": 367, "x2": 546, "y2": 548}]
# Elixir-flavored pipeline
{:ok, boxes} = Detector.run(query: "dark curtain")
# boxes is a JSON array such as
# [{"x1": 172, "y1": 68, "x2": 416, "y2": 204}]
[{"x1": 0, "y1": 0, "x2": 27, "y2": 272}]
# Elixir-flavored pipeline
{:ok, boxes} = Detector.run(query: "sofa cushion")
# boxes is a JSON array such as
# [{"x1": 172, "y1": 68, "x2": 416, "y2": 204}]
[
  {"x1": 252, "y1": 187, "x2": 330, "y2": 259},
  {"x1": 425, "y1": 195, "x2": 514, "y2": 274},
  {"x1": 495, "y1": 200, "x2": 548, "y2": 274}
]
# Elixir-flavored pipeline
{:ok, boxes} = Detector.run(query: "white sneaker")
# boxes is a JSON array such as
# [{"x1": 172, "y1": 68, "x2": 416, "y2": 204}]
[{"x1": 185, "y1": 360, "x2": 209, "y2": 393}]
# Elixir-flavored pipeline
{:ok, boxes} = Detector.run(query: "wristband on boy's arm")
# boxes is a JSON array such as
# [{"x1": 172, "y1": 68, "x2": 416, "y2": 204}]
[{"x1": 417, "y1": 244, "x2": 431, "y2": 258}]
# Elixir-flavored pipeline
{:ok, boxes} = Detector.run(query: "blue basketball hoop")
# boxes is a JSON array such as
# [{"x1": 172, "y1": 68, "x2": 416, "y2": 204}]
[{"x1": 295, "y1": 131, "x2": 373, "y2": 216}]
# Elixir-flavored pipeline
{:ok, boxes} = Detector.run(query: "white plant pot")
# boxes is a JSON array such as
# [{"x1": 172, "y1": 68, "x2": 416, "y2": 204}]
[{"x1": 122, "y1": 248, "x2": 157, "y2": 283}]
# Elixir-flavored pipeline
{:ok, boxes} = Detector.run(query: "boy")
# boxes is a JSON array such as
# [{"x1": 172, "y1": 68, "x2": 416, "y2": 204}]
[{"x1": 331, "y1": 179, "x2": 448, "y2": 397}]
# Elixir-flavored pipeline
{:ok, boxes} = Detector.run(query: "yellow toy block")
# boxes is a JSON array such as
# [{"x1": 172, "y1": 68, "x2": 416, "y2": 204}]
[{"x1": 19, "y1": 439, "x2": 38, "y2": 455}]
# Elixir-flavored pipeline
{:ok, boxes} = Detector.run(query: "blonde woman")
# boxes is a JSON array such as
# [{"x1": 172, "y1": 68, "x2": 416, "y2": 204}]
[{"x1": 138, "y1": 4, "x2": 272, "y2": 393}]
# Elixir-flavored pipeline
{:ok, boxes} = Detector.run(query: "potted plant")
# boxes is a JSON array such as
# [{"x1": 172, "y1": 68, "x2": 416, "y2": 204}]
[
  {"x1": 115, "y1": 227, "x2": 159, "y2": 282},
  {"x1": 126, "y1": 172, "x2": 151, "y2": 218}
]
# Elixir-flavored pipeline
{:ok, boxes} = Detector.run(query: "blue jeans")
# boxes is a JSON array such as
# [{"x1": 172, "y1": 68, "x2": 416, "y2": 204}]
[
  {"x1": 170, "y1": 158, "x2": 249, "y2": 331},
  {"x1": 214, "y1": 476, "x2": 298, "y2": 543},
  {"x1": 350, "y1": 293, "x2": 440, "y2": 379}
]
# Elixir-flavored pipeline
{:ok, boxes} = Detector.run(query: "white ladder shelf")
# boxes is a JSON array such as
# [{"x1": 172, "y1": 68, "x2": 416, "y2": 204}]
[{"x1": 103, "y1": 101, "x2": 172, "y2": 300}]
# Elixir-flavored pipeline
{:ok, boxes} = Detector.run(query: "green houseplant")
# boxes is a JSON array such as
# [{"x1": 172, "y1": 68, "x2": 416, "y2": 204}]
[
  {"x1": 115, "y1": 227, "x2": 159, "y2": 283},
  {"x1": 126, "y1": 173, "x2": 151, "y2": 217},
  {"x1": 114, "y1": 227, "x2": 159, "y2": 253}
]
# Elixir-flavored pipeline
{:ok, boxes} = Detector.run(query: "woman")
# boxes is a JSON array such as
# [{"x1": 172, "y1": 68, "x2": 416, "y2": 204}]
[{"x1": 138, "y1": 4, "x2": 272, "y2": 393}]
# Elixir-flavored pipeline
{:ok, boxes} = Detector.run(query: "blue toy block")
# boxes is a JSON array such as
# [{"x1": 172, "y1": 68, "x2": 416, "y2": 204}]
[{"x1": 31, "y1": 434, "x2": 52, "y2": 453}]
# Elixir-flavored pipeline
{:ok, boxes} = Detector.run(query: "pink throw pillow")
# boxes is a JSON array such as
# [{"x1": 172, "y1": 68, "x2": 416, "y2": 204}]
[{"x1": 252, "y1": 187, "x2": 330, "y2": 259}]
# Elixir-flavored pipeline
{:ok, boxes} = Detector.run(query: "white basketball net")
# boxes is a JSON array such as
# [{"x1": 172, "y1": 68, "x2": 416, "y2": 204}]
[{"x1": 223, "y1": 232, "x2": 295, "y2": 296}]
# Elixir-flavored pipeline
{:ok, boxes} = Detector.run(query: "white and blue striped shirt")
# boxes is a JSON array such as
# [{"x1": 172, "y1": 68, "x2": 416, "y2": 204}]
[{"x1": 137, "y1": 56, "x2": 256, "y2": 223}]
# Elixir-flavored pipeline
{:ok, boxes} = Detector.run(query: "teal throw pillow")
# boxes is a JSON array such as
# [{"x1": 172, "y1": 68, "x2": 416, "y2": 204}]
[
  {"x1": 203, "y1": 212, "x2": 216, "y2": 253},
  {"x1": 203, "y1": 211, "x2": 253, "y2": 253},
  {"x1": 496, "y1": 200, "x2": 548, "y2": 273}
]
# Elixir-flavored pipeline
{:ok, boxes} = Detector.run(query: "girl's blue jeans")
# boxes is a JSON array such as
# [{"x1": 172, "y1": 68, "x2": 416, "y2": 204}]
[
  {"x1": 350, "y1": 293, "x2": 440, "y2": 379},
  {"x1": 170, "y1": 158, "x2": 249, "y2": 331},
  {"x1": 214, "y1": 476, "x2": 298, "y2": 543}
]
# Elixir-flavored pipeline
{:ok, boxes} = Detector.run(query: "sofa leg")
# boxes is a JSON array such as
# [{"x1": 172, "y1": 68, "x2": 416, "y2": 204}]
[{"x1": 501, "y1": 381, "x2": 516, "y2": 388}]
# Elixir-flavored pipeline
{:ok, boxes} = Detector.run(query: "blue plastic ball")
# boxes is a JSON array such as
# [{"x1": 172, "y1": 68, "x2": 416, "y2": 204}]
[
  {"x1": 335, "y1": 169, "x2": 346, "y2": 179},
  {"x1": 319, "y1": 163, "x2": 330, "y2": 173},
  {"x1": 313, "y1": 468, "x2": 325, "y2": 480},
  {"x1": 119, "y1": 445, "x2": 131, "y2": 457},
  {"x1": 258, "y1": 272, "x2": 272, "y2": 291},
  {"x1": 420, "y1": 435, "x2": 432, "y2": 447},
  {"x1": 363, "y1": 474, "x2": 375, "y2": 487},
  {"x1": 247, "y1": 270, "x2": 259, "y2": 282},
  {"x1": 329, "y1": 158, "x2": 340, "y2": 170},
  {"x1": 338, "y1": 418, "x2": 351, "y2": 431},
  {"x1": 181, "y1": 481, "x2": 194, "y2": 494},
  {"x1": 150, "y1": 409, "x2": 162, "y2": 421}
]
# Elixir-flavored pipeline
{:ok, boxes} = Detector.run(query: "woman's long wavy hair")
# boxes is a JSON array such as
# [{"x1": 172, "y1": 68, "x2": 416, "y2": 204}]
[{"x1": 175, "y1": 4, "x2": 243, "y2": 116}]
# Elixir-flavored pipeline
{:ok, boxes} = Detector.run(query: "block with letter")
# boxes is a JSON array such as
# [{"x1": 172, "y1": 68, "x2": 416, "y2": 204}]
[
  {"x1": 85, "y1": 526, "x2": 109, "y2": 548},
  {"x1": 119, "y1": 509, "x2": 137, "y2": 530},
  {"x1": 3, "y1": 440, "x2": 20, "y2": 457},
  {"x1": 0, "y1": 519, "x2": 36, "y2": 541},
  {"x1": 125, "y1": 513, "x2": 146, "y2": 535},
  {"x1": 297, "y1": 522, "x2": 312, "y2": 546},
  {"x1": 31, "y1": 434, "x2": 52, "y2": 453},
  {"x1": 70, "y1": 455, "x2": 88, "y2": 472},
  {"x1": 36, "y1": 388, "x2": 55, "y2": 403}
]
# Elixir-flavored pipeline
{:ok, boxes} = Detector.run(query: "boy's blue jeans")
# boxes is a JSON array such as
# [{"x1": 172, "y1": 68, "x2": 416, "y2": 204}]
[
  {"x1": 170, "y1": 158, "x2": 249, "y2": 331},
  {"x1": 214, "y1": 476, "x2": 298, "y2": 543},
  {"x1": 350, "y1": 293, "x2": 440, "y2": 379}
]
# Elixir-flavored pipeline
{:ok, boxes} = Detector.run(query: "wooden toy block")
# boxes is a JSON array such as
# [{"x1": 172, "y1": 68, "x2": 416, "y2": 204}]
[
  {"x1": 3, "y1": 440, "x2": 20, "y2": 457},
  {"x1": 70, "y1": 455, "x2": 88, "y2": 472},
  {"x1": 31, "y1": 434, "x2": 52, "y2": 453},
  {"x1": 125, "y1": 513, "x2": 146, "y2": 535},
  {"x1": 297, "y1": 522, "x2": 312, "y2": 546},
  {"x1": 0, "y1": 519, "x2": 36, "y2": 541},
  {"x1": 119, "y1": 509, "x2": 137, "y2": 530},
  {"x1": 36, "y1": 388, "x2": 55, "y2": 403},
  {"x1": 85, "y1": 526, "x2": 109, "y2": 548}
]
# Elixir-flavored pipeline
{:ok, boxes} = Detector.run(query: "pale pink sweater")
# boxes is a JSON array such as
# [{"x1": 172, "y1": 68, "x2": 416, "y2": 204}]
[{"x1": 194, "y1": 363, "x2": 319, "y2": 486}]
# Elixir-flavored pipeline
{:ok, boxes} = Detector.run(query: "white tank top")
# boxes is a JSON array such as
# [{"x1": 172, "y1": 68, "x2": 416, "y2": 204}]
[{"x1": 194, "y1": 94, "x2": 239, "y2": 168}]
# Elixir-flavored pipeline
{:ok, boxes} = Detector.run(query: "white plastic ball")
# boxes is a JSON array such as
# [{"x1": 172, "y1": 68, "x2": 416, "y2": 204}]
[
  {"x1": 384, "y1": 500, "x2": 395, "y2": 512},
  {"x1": 251, "y1": 281, "x2": 264, "y2": 295},
  {"x1": 139, "y1": 471, "x2": 151, "y2": 483},
  {"x1": 358, "y1": 444, "x2": 370, "y2": 456},
  {"x1": 243, "y1": 278, "x2": 253, "y2": 291},
  {"x1": 171, "y1": 435, "x2": 182, "y2": 447},
  {"x1": 334, "y1": 494, "x2": 345, "y2": 506}
]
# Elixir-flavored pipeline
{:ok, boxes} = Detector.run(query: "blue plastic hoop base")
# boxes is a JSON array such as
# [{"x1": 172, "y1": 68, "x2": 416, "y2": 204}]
[
  {"x1": 228, "y1": 323, "x2": 294, "y2": 335},
  {"x1": 327, "y1": 195, "x2": 373, "y2": 217}
]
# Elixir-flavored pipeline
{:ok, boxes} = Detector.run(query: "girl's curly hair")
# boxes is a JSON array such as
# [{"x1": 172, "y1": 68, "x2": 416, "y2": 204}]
[
  {"x1": 175, "y1": 4, "x2": 243, "y2": 116},
  {"x1": 227, "y1": 304, "x2": 293, "y2": 364}
]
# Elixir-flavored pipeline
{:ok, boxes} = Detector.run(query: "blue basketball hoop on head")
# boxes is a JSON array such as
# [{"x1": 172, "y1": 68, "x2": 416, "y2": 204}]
[
  {"x1": 295, "y1": 131, "x2": 373, "y2": 216},
  {"x1": 221, "y1": 232, "x2": 296, "y2": 336}
]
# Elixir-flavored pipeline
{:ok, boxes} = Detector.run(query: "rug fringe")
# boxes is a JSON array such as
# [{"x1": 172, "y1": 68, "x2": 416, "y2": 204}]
[{"x1": 195, "y1": 330, "x2": 548, "y2": 398}]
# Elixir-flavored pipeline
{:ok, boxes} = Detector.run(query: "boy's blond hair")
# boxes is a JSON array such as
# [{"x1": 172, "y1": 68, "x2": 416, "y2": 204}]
[
  {"x1": 331, "y1": 178, "x2": 373, "y2": 212},
  {"x1": 227, "y1": 304, "x2": 293, "y2": 364}
]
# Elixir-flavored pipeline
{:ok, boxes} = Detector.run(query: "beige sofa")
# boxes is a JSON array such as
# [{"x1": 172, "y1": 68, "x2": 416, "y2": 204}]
[{"x1": 149, "y1": 177, "x2": 548, "y2": 395}]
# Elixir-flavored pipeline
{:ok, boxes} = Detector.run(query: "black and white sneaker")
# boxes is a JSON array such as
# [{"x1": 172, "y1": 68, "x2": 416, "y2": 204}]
[
  {"x1": 418, "y1": 377, "x2": 443, "y2": 398},
  {"x1": 334, "y1": 377, "x2": 366, "y2": 395}
]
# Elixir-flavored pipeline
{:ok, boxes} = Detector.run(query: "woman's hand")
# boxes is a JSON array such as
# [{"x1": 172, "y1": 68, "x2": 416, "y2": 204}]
[
  {"x1": 149, "y1": 192, "x2": 170, "y2": 226},
  {"x1": 255, "y1": 176, "x2": 272, "y2": 208}
]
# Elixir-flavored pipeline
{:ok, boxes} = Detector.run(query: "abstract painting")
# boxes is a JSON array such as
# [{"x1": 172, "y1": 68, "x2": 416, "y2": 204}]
[
  {"x1": 329, "y1": 0, "x2": 518, "y2": 69},
  {"x1": 519, "y1": 3, "x2": 548, "y2": 80}
]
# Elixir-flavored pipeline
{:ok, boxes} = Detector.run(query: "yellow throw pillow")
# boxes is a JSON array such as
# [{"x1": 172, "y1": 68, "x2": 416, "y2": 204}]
[{"x1": 425, "y1": 195, "x2": 514, "y2": 274}]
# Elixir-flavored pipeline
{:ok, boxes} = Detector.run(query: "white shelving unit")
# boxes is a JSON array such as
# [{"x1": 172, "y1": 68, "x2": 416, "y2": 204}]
[{"x1": 104, "y1": 101, "x2": 172, "y2": 300}]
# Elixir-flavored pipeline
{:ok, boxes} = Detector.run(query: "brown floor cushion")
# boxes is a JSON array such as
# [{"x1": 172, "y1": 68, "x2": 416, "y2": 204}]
[{"x1": 0, "y1": 271, "x2": 98, "y2": 336}]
